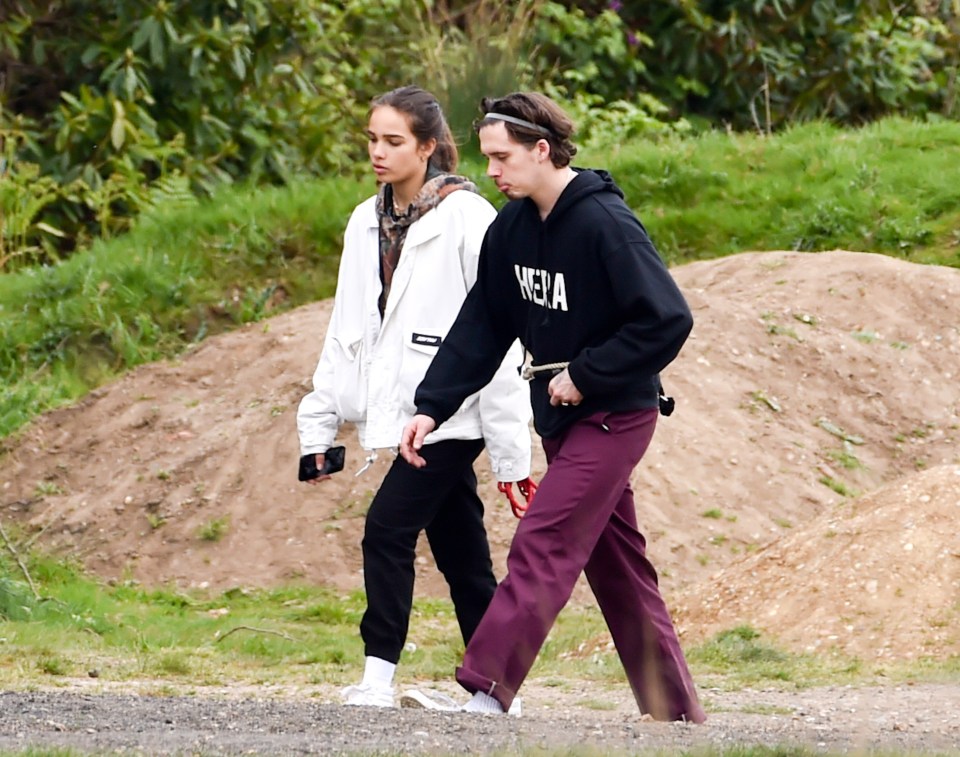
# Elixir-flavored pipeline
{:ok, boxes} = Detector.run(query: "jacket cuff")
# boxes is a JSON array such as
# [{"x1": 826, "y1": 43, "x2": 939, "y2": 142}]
[
  {"x1": 300, "y1": 443, "x2": 332, "y2": 457},
  {"x1": 490, "y1": 456, "x2": 531, "y2": 483}
]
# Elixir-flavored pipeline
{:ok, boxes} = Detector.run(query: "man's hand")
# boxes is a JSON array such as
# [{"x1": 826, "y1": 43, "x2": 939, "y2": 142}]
[
  {"x1": 548, "y1": 368, "x2": 583, "y2": 407},
  {"x1": 399, "y1": 414, "x2": 437, "y2": 468}
]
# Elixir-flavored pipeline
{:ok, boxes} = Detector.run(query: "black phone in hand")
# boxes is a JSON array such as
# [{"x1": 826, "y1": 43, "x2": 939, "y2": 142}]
[{"x1": 298, "y1": 446, "x2": 345, "y2": 481}]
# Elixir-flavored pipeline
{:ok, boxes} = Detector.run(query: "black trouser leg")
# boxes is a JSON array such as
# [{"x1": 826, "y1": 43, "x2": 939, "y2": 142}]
[
  {"x1": 425, "y1": 464, "x2": 497, "y2": 646},
  {"x1": 359, "y1": 438, "x2": 489, "y2": 663}
]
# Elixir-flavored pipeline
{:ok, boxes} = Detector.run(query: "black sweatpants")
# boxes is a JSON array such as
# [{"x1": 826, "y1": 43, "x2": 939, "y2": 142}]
[{"x1": 359, "y1": 438, "x2": 495, "y2": 664}]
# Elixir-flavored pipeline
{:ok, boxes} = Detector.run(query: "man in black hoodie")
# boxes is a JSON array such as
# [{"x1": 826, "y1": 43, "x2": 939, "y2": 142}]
[{"x1": 399, "y1": 92, "x2": 705, "y2": 723}]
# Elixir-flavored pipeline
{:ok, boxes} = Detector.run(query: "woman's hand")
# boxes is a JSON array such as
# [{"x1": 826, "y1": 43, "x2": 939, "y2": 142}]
[{"x1": 305, "y1": 453, "x2": 332, "y2": 485}]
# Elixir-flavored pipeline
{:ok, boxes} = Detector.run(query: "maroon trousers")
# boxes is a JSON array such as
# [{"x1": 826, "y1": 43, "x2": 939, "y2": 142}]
[{"x1": 456, "y1": 408, "x2": 706, "y2": 723}]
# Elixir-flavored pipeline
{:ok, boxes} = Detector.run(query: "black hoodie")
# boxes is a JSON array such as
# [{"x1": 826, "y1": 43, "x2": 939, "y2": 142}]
[{"x1": 415, "y1": 168, "x2": 693, "y2": 439}]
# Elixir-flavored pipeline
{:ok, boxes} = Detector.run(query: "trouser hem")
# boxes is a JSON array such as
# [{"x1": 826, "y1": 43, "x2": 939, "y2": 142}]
[
  {"x1": 456, "y1": 665, "x2": 516, "y2": 712},
  {"x1": 362, "y1": 646, "x2": 401, "y2": 666}
]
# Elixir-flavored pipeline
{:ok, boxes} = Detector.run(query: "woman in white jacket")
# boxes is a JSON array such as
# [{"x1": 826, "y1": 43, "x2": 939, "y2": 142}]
[{"x1": 297, "y1": 86, "x2": 533, "y2": 708}]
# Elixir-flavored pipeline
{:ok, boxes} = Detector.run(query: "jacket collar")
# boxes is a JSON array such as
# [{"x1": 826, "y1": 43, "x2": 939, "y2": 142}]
[
  {"x1": 362, "y1": 194, "x2": 444, "y2": 249},
  {"x1": 360, "y1": 196, "x2": 446, "y2": 328}
]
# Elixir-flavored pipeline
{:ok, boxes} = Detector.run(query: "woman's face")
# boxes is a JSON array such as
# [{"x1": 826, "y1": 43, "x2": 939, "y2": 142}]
[{"x1": 366, "y1": 105, "x2": 434, "y2": 186}]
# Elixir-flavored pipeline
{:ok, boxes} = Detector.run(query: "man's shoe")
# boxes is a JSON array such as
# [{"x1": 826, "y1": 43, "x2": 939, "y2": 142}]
[
  {"x1": 460, "y1": 692, "x2": 523, "y2": 717},
  {"x1": 341, "y1": 682, "x2": 396, "y2": 708},
  {"x1": 399, "y1": 688, "x2": 461, "y2": 712}
]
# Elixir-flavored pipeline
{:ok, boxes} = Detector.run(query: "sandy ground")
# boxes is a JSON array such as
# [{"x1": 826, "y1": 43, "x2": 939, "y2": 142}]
[
  {"x1": 0, "y1": 679, "x2": 958, "y2": 755},
  {"x1": 1, "y1": 249, "x2": 959, "y2": 754}
]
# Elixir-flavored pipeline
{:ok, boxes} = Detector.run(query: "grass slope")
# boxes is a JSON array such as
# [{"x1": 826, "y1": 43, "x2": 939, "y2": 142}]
[
  {"x1": 1, "y1": 117, "x2": 959, "y2": 439},
  {"x1": 601, "y1": 117, "x2": 960, "y2": 266},
  {"x1": 1, "y1": 551, "x2": 953, "y2": 694}
]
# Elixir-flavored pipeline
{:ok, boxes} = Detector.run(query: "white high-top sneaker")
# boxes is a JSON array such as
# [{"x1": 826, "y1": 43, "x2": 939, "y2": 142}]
[{"x1": 341, "y1": 682, "x2": 396, "y2": 708}]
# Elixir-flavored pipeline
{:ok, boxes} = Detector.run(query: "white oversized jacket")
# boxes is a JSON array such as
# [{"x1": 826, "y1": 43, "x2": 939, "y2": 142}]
[{"x1": 297, "y1": 189, "x2": 531, "y2": 482}]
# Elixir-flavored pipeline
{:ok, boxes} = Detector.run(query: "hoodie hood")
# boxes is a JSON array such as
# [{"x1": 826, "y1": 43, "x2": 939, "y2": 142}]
[{"x1": 547, "y1": 168, "x2": 625, "y2": 220}]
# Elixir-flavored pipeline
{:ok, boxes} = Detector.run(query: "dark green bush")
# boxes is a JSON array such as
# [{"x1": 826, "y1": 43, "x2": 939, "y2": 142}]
[
  {"x1": 0, "y1": 0, "x2": 422, "y2": 265},
  {"x1": 632, "y1": 0, "x2": 958, "y2": 130},
  {"x1": 2, "y1": 0, "x2": 958, "y2": 272}
]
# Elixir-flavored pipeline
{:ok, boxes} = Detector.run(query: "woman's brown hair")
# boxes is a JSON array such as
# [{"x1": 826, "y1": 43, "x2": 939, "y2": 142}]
[{"x1": 370, "y1": 86, "x2": 458, "y2": 173}]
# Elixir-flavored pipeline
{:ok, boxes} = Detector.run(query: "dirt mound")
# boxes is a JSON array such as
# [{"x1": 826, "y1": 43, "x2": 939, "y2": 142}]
[
  {"x1": 2, "y1": 250, "x2": 959, "y2": 659},
  {"x1": 673, "y1": 463, "x2": 960, "y2": 660}
]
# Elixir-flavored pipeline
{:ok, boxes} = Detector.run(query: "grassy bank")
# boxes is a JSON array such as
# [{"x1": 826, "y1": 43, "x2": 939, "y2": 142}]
[
  {"x1": 1, "y1": 550, "x2": 956, "y2": 695},
  {"x1": 0, "y1": 177, "x2": 371, "y2": 439},
  {"x1": 601, "y1": 117, "x2": 960, "y2": 266},
  {"x1": 2, "y1": 116, "x2": 959, "y2": 439}
]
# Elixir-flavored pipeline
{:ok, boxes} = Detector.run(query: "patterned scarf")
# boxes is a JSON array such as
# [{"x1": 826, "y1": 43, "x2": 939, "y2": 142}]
[{"x1": 375, "y1": 166, "x2": 477, "y2": 317}]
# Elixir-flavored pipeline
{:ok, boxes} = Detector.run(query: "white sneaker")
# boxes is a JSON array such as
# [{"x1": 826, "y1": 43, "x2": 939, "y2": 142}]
[
  {"x1": 400, "y1": 688, "x2": 461, "y2": 712},
  {"x1": 461, "y1": 692, "x2": 523, "y2": 717},
  {"x1": 341, "y1": 682, "x2": 396, "y2": 708},
  {"x1": 401, "y1": 688, "x2": 523, "y2": 716}
]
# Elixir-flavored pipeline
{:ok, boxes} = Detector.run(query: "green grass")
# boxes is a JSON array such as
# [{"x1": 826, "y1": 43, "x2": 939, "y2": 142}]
[
  {"x1": 1, "y1": 552, "x2": 959, "y2": 757},
  {"x1": 0, "y1": 553, "x2": 368, "y2": 686},
  {"x1": 588, "y1": 116, "x2": 960, "y2": 267},
  {"x1": 0, "y1": 176, "x2": 371, "y2": 439},
  {"x1": 2, "y1": 552, "x2": 957, "y2": 694},
  {"x1": 196, "y1": 515, "x2": 230, "y2": 542},
  {"x1": 2, "y1": 117, "x2": 960, "y2": 441}
]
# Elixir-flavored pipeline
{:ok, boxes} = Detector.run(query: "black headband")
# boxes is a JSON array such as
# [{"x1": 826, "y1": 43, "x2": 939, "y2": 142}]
[{"x1": 483, "y1": 112, "x2": 552, "y2": 137}]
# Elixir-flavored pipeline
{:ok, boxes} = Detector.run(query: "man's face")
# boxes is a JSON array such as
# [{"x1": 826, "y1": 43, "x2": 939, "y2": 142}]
[{"x1": 479, "y1": 122, "x2": 543, "y2": 200}]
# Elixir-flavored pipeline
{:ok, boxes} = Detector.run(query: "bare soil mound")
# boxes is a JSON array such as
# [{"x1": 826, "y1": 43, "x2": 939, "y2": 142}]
[
  {"x1": 3, "y1": 250, "x2": 959, "y2": 660},
  {"x1": 673, "y1": 463, "x2": 960, "y2": 660}
]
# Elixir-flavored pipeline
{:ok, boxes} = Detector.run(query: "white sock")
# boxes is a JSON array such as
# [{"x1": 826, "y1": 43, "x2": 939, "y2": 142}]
[
  {"x1": 463, "y1": 691, "x2": 504, "y2": 713},
  {"x1": 360, "y1": 656, "x2": 396, "y2": 688}
]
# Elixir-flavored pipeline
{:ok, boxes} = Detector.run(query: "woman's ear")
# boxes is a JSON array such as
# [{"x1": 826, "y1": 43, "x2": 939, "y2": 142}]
[{"x1": 419, "y1": 137, "x2": 438, "y2": 163}]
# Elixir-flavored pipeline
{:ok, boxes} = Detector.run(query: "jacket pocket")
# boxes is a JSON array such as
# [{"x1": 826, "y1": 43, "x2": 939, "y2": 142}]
[
  {"x1": 332, "y1": 336, "x2": 367, "y2": 420},
  {"x1": 398, "y1": 331, "x2": 442, "y2": 413}
]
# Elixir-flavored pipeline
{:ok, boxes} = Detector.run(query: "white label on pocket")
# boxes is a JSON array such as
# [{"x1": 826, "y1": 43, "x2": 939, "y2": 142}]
[{"x1": 411, "y1": 333, "x2": 442, "y2": 347}]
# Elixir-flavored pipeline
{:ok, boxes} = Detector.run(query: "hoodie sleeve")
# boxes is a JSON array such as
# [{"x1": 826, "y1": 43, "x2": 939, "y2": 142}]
[
  {"x1": 454, "y1": 199, "x2": 531, "y2": 482},
  {"x1": 567, "y1": 232, "x2": 693, "y2": 397}
]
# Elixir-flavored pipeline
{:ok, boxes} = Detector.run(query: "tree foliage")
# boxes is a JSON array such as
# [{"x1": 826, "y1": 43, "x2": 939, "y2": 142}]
[
  {"x1": 603, "y1": 0, "x2": 959, "y2": 130},
  {"x1": 1, "y1": 0, "x2": 425, "y2": 265},
  {"x1": 1, "y1": 0, "x2": 958, "y2": 269}
]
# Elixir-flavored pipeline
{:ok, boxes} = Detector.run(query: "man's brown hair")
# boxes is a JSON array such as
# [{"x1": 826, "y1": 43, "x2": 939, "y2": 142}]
[{"x1": 475, "y1": 92, "x2": 577, "y2": 168}]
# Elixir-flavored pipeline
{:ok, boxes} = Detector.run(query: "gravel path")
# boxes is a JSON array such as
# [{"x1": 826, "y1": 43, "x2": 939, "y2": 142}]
[{"x1": 1, "y1": 682, "x2": 958, "y2": 755}]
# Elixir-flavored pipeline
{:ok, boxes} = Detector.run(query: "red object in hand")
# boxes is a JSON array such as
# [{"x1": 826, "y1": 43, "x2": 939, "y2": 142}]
[{"x1": 498, "y1": 476, "x2": 538, "y2": 519}]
